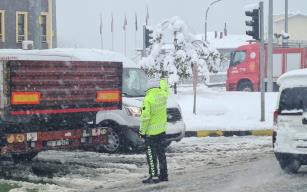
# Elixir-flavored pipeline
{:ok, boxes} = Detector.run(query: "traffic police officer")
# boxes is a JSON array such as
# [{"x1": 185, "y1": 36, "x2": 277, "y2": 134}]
[{"x1": 140, "y1": 77, "x2": 169, "y2": 184}]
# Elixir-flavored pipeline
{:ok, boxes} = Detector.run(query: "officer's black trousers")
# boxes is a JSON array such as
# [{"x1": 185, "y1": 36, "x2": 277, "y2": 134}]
[{"x1": 145, "y1": 132, "x2": 168, "y2": 178}]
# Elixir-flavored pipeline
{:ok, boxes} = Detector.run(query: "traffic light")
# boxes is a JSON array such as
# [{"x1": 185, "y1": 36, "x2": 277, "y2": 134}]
[
  {"x1": 144, "y1": 26, "x2": 153, "y2": 48},
  {"x1": 245, "y1": 8, "x2": 259, "y2": 40}
]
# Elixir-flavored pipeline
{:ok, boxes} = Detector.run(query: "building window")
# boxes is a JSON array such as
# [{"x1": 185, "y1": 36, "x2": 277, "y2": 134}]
[
  {"x1": 16, "y1": 12, "x2": 28, "y2": 43},
  {"x1": 40, "y1": 13, "x2": 47, "y2": 43},
  {"x1": 0, "y1": 10, "x2": 5, "y2": 42}
]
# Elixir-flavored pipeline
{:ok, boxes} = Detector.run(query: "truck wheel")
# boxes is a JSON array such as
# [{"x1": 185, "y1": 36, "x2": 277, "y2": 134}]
[
  {"x1": 103, "y1": 128, "x2": 123, "y2": 153},
  {"x1": 12, "y1": 152, "x2": 38, "y2": 163},
  {"x1": 276, "y1": 154, "x2": 301, "y2": 174},
  {"x1": 237, "y1": 81, "x2": 253, "y2": 92}
]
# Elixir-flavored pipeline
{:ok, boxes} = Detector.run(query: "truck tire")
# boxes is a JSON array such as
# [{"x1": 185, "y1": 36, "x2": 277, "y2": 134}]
[
  {"x1": 276, "y1": 154, "x2": 301, "y2": 174},
  {"x1": 12, "y1": 152, "x2": 38, "y2": 163},
  {"x1": 102, "y1": 128, "x2": 124, "y2": 153},
  {"x1": 237, "y1": 81, "x2": 253, "y2": 92}
]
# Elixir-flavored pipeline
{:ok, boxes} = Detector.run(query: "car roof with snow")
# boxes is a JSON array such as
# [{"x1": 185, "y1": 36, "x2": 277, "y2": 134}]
[
  {"x1": 277, "y1": 68, "x2": 307, "y2": 89},
  {"x1": 0, "y1": 48, "x2": 137, "y2": 68}
]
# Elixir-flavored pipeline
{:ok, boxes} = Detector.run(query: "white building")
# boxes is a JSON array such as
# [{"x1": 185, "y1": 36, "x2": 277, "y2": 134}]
[{"x1": 274, "y1": 12, "x2": 307, "y2": 41}]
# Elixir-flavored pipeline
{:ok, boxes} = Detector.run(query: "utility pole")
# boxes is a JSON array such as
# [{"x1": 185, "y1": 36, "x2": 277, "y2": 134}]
[
  {"x1": 267, "y1": 0, "x2": 273, "y2": 92},
  {"x1": 285, "y1": 0, "x2": 288, "y2": 34},
  {"x1": 259, "y1": 1, "x2": 265, "y2": 122},
  {"x1": 283, "y1": 0, "x2": 289, "y2": 45}
]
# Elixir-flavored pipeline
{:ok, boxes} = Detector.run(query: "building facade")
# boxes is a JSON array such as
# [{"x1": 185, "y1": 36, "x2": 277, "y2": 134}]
[{"x1": 0, "y1": 0, "x2": 56, "y2": 49}]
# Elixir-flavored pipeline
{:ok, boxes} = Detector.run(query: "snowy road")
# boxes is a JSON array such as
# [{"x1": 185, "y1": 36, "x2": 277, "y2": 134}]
[{"x1": 1, "y1": 136, "x2": 307, "y2": 192}]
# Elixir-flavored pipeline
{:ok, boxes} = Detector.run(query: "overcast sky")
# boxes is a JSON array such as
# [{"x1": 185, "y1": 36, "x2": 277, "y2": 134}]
[{"x1": 56, "y1": 0, "x2": 307, "y2": 58}]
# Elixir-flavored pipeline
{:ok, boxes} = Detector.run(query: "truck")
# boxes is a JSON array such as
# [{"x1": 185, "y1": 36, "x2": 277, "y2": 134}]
[
  {"x1": 94, "y1": 51, "x2": 186, "y2": 153},
  {"x1": 226, "y1": 42, "x2": 307, "y2": 92},
  {"x1": 0, "y1": 48, "x2": 122, "y2": 161}
]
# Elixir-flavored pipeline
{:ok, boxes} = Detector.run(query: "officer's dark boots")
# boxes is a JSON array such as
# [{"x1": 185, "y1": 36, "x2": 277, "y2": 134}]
[
  {"x1": 142, "y1": 176, "x2": 160, "y2": 184},
  {"x1": 159, "y1": 174, "x2": 168, "y2": 182}
]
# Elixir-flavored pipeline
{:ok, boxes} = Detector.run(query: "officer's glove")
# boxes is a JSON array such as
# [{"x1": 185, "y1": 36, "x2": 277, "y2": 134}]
[{"x1": 139, "y1": 134, "x2": 146, "y2": 139}]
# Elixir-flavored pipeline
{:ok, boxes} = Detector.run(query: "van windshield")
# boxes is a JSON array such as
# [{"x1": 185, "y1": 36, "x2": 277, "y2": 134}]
[
  {"x1": 230, "y1": 51, "x2": 246, "y2": 67},
  {"x1": 279, "y1": 87, "x2": 307, "y2": 114},
  {"x1": 122, "y1": 68, "x2": 148, "y2": 97}
]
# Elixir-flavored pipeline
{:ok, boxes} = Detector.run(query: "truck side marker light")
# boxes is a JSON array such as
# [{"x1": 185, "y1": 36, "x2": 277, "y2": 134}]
[
  {"x1": 96, "y1": 90, "x2": 120, "y2": 103},
  {"x1": 12, "y1": 92, "x2": 41, "y2": 105}
]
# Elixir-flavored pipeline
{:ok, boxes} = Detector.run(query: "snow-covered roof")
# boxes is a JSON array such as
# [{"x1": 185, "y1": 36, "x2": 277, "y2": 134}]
[
  {"x1": 277, "y1": 69, "x2": 307, "y2": 88},
  {"x1": 196, "y1": 33, "x2": 251, "y2": 50},
  {"x1": 0, "y1": 48, "x2": 137, "y2": 68},
  {"x1": 274, "y1": 11, "x2": 307, "y2": 23}
]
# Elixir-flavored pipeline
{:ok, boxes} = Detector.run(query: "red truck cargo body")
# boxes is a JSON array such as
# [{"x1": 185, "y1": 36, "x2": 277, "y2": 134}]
[
  {"x1": 226, "y1": 43, "x2": 307, "y2": 91},
  {"x1": 0, "y1": 49, "x2": 123, "y2": 155}
]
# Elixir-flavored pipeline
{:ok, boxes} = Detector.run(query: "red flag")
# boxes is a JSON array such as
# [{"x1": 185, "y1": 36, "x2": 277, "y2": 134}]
[
  {"x1": 111, "y1": 14, "x2": 114, "y2": 33},
  {"x1": 146, "y1": 6, "x2": 149, "y2": 25},
  {"x1": 99, "y1": 14, "x2": 103, "y2": 35},
  {"x1": 135, "y1": 13, "x2": 138, "y2": 31},
  {"x1": 123, "y1": 15, "x2": 128, "y2": 31}
]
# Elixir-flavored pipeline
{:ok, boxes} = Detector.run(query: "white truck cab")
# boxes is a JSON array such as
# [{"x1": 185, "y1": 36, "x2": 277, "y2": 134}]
[
  {"x1": 95, "y1": 51, "x2": 186, "y2": 152},
  {"x1": 273, "y1": 69, "x2": 307, "y2": 173}
]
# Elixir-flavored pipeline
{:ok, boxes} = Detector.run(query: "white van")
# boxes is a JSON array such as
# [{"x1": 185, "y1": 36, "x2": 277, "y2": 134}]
[
  {"x1": 94, "y1": 50, "x2": 186, "y2": 152},
  {"x1": 273, "y1": 68, "x2": 307, "y2": 173}
]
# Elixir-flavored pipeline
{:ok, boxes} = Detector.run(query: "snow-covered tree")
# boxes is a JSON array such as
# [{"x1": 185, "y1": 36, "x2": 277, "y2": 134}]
[{"x1": 140, "y1": 16, "x2": 222, "y2": 85}]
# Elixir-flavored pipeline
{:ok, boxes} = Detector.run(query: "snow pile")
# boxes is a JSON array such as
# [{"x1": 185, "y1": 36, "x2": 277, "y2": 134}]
[
  {"x1": 196, "y1": 32, "x2": 251, "y2": 50},
  {"x1": 277, "y1": 68, "x2": 307, "y2": 89},
  {"x1": 174, "y1": 85, "x2": 278, "y2": 131},
  {"x1": 140, "y1": 16, "x2": 221, "y2": 85},
  {"x1": 0, "y1": 136, "x2": 272, "y2": 191},
  {"x1": 0, "y1": 179, "x2": 74, "y2": 192},
  {"x1": 0, "y1": 48, "x2": 138, "y2": 68}
]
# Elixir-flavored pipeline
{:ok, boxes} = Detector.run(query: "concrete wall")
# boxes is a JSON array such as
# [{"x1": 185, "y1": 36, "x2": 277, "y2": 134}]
[{"x1": 0, "y1": 0, "x2": 57, "y2": 49}]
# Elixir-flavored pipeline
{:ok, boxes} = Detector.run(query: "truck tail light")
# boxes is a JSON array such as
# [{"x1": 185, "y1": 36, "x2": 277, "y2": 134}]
[
  {"x1": 96, "y1": 90, "x2": 120, "y2": 103},
  {"x1": 274, "y1": 110, "x2": 279, "y2": 126},
  {"x1": 11, "y1": 92, "x2": 41, "y2": 105}
]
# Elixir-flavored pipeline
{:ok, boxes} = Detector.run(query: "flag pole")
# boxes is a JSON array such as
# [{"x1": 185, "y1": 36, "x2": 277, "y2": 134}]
[
  {"x1": 146, "y1": 6, "x2": 149, "y2": 26},
  {"x1": 111, "y1": 13, "x2": 114, "y2": 51},
  {"x1": 124, "y1": 30, "x2": 127, "y2": 55},
  {"x1": 100, "y1": 14, "x2": 103, "y2": 49},
  {"x1": 123, "y1": 14, "x2": 127, "y2": 56},
  {"x1": 135, "y1": 12, "x2": 138, "y2": 53}
]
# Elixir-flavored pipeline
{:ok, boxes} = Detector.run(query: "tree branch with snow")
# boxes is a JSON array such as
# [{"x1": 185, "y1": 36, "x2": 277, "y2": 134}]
[{"x1": 140, "y1": 16, "x2": 222, "y2": 85}]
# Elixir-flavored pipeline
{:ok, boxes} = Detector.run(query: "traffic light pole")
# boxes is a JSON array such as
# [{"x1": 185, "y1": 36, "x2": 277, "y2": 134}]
[
  {"x1": 143, "y1": 25, "x2": 147, "y2": 57},
  {"x1": 267, "y1": 0, "x2": 273, "y2": 92},
  {"x1": 259, "y1": 1, "x2": 265, "y2": 122}
]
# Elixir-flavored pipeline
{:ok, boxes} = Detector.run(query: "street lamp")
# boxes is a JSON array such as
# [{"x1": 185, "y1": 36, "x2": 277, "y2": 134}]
[{"x1": 204, "y1": 0, "x2": 223, "y2": 42}]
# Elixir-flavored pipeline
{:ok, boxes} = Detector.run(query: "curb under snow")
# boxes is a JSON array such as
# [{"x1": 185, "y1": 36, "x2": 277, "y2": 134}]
[{"x1": 185, "y1": 129, "x2": 273, "y2": 137}]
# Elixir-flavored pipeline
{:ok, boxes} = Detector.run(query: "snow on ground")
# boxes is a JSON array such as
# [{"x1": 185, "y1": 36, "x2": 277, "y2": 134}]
[
  {"x1": 0, "y1": 136, "x2": 272, "y2": 192},
  {"x1": 174, "y1": 85, "x2": 278, "y2": 131}
]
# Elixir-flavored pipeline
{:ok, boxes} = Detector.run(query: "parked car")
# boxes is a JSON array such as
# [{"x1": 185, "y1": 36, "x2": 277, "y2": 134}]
[
  {"x1": 95, "y1": 51, "x2": 186, "y2": 153},
  {"x1": 273, "y1": 68, "x2": 307, "y2": 173}
]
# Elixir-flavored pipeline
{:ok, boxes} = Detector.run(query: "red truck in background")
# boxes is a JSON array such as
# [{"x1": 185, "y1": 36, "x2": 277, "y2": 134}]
[
  {"x1": 226, "y1": 42, "x2": 307, "y2": 91},
  {"x1": 0, "y1": 49, "x2": 122, "y2": 161}
]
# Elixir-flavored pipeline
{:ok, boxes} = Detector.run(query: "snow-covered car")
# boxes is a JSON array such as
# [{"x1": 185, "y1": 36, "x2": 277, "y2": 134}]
[
  {"x1": 273, "y1": 69, "x2": 307, "y2": 173},
  {"x1": 95, "y1": 51, "x2": 186, "y2": 153}
]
